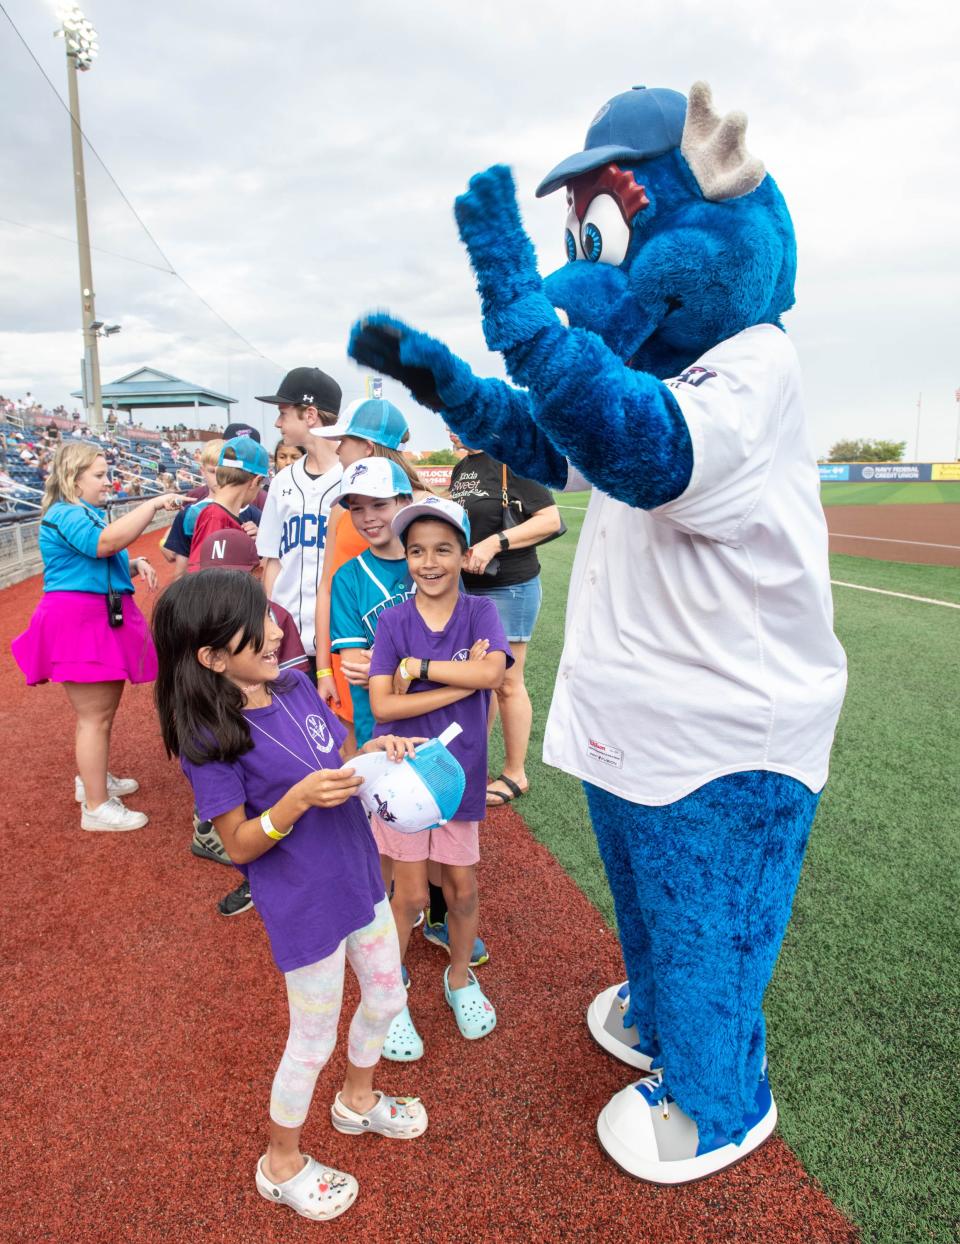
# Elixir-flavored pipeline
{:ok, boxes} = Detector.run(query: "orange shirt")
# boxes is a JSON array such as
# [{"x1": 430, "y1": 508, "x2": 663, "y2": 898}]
[
  {"x1": 327, "y1": 508, "x2": 368, "y2": 723},
  {"x1": 331, "y1": 505, "x2": 367, "y2": 572}
]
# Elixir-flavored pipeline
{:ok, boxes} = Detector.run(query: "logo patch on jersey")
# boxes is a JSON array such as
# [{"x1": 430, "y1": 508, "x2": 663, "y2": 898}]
[
  {"x1": 452, "y1": 648, "x2": 470, "y2": 662},
  {"x1": 587, "y1": 738, "x2": 624, "y2": 769},
  {"x1": 673, "y1": 365, "x2": 717, "y2": 388},
  {"x1": 305, "y1": 713, "x2": 335, "y2": 754},
  {"x1": 281, "y1": 487, "x2": 293, "y2": 497}
]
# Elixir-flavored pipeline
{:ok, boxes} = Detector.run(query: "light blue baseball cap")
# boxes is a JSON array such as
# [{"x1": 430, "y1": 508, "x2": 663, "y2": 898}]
[
  {"x1": 337, "y1": 456, "x2": 413, "y2": 506},
  {"x1": 536, "y1": 85, "x2": 687, "y2": 198},
  {"x1": 218, "y1": 435, "x2": 270, "y2": 477},
  {"x1": 311, "y1": 397, "x2": 409, "y2": 450}
]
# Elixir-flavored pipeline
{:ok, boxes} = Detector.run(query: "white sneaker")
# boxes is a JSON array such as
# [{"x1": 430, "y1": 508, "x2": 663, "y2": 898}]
[
  {"x1": 81, "y1": 797, "x2": 148, "y2": 832},
  {"x1": 596, "y1": 1068, "x2": 777, "y2": 1184},
  {"x1": 75, "y1": 773, "x2": 140, "y2": 803},
  {"x1": 587, "y1": 982, "x2": 662, "y2": 1072}
]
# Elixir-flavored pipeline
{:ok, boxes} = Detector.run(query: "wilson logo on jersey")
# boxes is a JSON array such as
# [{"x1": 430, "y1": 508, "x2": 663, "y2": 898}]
[{"x1": 278, "y1": 513, "x2": 328, "y2": 556}]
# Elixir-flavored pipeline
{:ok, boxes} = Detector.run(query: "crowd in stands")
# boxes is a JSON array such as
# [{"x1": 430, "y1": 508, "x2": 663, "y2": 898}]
[{"x1": 0, "y1": 393, "x2": 205, "y2": 520}]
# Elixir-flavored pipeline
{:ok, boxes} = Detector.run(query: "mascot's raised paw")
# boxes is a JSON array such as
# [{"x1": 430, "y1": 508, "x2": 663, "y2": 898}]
[
  {"x1": 454, "y1": 165, "x2": 558, "y2": 352},
  {"x1": 348, "y1": 313, "x2": 477, "y2": 412}
]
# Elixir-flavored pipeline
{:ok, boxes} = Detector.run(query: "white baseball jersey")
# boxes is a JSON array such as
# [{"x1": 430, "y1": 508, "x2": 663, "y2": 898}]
[
  {"x1": 544, "y1": 323, "x2": 847, "y2": 805},
  {"x1": 256, "y1": 457, "x2": 342, "y2": 655}
]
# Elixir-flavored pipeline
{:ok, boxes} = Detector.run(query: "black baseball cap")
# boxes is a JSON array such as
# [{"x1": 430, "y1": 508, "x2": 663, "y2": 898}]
[
  {"x1": 256, "y1": 367, "x2": 342, "y2": 415},
  {"x1": 222, "y1": 421, "x2": 261, "y2": 442}
]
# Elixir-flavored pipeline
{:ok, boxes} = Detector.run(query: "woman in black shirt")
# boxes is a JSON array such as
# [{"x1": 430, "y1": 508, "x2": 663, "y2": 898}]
[{"x1": 448, "y1": 432, "x2": 562, "y2": 805}]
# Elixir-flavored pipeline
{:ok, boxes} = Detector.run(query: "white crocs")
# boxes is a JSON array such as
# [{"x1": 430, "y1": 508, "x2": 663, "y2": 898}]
[
  {"x1": 586, "y1": 982, "x2": 661, "y2": 1072},
  {"x1": 255, "y1": 1154, "x2": 358, "y2": 1221},
  {"x1": 75, "y1": 773, "x2": 139, "y2": 803},
  {"x1": 331, "y1": 1090, "x2": 428, "y2": 1139}
]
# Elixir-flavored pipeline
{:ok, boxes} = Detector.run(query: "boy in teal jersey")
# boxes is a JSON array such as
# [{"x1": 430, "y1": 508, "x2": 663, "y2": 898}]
[{"x1": 329, "y1": 458, "x2": 414, "y2": 745}]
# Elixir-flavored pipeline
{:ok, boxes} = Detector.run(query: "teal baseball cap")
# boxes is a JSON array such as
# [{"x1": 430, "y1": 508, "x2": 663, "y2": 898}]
[
  {"x1": 311, "y1": 397, "x2": 408, "y2": 450},
  {"x1": 218, "y1": 435, "x2": 270, "y2": 477}
]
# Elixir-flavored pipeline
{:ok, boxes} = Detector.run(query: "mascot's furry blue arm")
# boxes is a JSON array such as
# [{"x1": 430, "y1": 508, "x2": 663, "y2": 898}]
[{"x1": 350, "y1": 82, "x2": 847, "y2": 1184}]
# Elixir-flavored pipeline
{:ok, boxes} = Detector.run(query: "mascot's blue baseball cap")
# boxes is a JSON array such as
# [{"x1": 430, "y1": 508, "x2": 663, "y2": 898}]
[{"x1": 536, "y1": 85, "x2": 687, "y2": 198}]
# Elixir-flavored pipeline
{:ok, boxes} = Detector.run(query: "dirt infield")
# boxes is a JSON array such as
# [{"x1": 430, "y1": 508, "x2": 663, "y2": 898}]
[
  {"x1": 826, "y1": 502, "x2": 960, "y2": 566},
  {"x1": 1, "y1": 537, "x2": 857, "y2": 1244}
]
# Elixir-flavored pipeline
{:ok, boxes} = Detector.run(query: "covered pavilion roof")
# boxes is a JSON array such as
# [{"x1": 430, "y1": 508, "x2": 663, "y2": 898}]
[{"x1": 71, "y1": 367, "x2": 237, "y2": 411}]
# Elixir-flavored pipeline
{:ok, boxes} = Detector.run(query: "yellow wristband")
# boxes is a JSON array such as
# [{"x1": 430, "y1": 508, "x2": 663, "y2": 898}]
[
  {"x1": 260, "y1": 808, "x2": 290, "y2": 841},
  {"x1": 316, "y1": 667, "x2": 334, "y2": 678}
]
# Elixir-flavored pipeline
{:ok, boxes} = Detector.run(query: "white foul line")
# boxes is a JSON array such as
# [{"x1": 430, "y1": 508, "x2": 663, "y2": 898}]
[
  {"x1": 831, "y1": 581, "x2": 960, "y2": 610},
  {"x1": 830, "y1": 532, "x2": 960, "y2": 551},
  {"x1": 554, "y1": 508, "x2": 959, "y2": 608}
]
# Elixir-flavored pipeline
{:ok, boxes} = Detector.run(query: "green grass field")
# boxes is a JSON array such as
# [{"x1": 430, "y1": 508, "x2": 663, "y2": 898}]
[
  {"x1": 820, "y1": 480, "x2": 960, "y2": 506},
  {"x1": 488, "y1": 497, "x2": 959, "y2": 1244}
]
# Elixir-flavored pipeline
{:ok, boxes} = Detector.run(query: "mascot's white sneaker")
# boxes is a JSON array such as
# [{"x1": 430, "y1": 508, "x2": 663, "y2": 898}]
[
  {"x1": 587, "y1": 982, "x2": 662, "y2": 1071},
  {"x1": 597, "y1": 1068, "x2": 777, "y2": 1185}
]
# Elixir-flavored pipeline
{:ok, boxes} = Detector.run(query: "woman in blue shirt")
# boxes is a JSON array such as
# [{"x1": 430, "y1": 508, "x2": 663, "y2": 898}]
[{"x1": 12, "y1": 442, "x2": 183, "y2": 832}]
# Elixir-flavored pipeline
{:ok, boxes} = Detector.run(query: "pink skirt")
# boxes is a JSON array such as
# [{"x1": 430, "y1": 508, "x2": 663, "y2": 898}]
[{"x1": 12, "y1": 591, "x2": 158, "y2": 686}]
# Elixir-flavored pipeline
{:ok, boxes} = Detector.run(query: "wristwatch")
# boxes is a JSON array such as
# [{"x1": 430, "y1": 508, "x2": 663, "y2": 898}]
[
  {"x1": 420, "y1": 658, "x2": 431, "y2": 681},
  {"x1": 498, "y1": 531, "x2": 510, "y2": 553}
]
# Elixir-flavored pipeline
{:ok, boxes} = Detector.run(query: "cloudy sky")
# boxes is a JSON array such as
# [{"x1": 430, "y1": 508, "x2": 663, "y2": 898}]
[{"x1": 1, "y1": 0, "x2": 957, "y2": 458}]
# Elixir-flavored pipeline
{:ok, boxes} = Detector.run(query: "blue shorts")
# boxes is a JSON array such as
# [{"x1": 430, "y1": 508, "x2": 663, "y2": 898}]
[{"x1": 467, "y1": 575, "x2": 542, "y2": 643}]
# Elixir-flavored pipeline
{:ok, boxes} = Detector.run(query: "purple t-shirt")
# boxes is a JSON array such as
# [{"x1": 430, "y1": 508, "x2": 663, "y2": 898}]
[
  {"x1": 181, "y1": 670, "x2": 384, "y2": 973},
  {"x1": 369, "y1": 594, "x2": 513, "y2": 821}
]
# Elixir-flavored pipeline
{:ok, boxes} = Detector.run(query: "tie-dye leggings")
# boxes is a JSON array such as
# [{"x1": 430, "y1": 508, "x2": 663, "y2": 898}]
[{"x1": 269, "y1": 897, "x2": 407, "y2": 1128}]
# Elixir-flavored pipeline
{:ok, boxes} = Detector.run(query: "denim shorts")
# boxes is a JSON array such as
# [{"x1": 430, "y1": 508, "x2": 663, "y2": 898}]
[{"x1": 468, "y1": 575, "x2": 543, "y2": 643}]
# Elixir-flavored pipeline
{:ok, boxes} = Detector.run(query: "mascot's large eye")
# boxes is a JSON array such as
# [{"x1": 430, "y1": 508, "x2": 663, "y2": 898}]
[
  {"x1": 580, "y1": 194, "x2": 631, "y2": 267},
  {"x1": 564, "y1": 200, "x2": 584, "y2": 262}
]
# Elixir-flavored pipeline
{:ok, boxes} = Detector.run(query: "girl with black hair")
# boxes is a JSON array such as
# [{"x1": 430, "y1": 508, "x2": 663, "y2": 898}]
[{"x1": 152, "y1": 569, "x2": 428, "y2": 1223}]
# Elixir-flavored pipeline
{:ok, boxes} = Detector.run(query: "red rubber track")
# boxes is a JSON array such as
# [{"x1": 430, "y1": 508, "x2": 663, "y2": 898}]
[
  {"x1": 1, "y1": 537, "x2": 858, "y2": 1243},
  {"x1": 826, "y1": 502, "x2": 960, "y2": 566}
]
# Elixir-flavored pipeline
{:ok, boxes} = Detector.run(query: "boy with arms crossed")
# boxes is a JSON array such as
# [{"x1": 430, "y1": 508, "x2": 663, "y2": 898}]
[{"x1": 368, "y1": 498, "x2": 511, "y2": 1060}]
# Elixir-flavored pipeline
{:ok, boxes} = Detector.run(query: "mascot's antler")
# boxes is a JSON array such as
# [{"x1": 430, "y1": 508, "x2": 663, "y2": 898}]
[{"x1": 680, "y1": 81, "x2": 765, "y2": 201}]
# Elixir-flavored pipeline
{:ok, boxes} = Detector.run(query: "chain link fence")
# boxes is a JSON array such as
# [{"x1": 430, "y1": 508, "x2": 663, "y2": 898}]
[{"x1": 0, "y1": 505, "x2": 172, "y2": 589}]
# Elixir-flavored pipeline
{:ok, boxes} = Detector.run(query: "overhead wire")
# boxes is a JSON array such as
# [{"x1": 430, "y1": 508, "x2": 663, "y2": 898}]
[{"x1": 0, "y1": 1, "x2": 281, "y2": 369}]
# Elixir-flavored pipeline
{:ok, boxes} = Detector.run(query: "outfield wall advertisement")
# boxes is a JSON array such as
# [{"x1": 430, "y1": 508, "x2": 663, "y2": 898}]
[{"x1": 818, "y1": 462, "x2": 960, "y2": 482}]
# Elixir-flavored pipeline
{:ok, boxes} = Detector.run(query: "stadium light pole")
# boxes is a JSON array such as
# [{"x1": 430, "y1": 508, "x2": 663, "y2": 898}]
[{"x1": 55, "y1": 6, "x2": 103, "y2": 431}]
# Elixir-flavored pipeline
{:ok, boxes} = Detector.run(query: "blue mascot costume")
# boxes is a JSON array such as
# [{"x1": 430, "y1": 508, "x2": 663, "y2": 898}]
[{"x1": 350, "y1": 82, "x2": 847, "y2": 1184}]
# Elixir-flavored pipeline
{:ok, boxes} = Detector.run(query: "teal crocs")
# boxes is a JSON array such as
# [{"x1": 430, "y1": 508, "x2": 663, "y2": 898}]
[
  {"x1": 382, "y1": 1005, "x2": 423, "y2": 1062},
  {"x1": 443, "y1": 966, "x2": 497, "y2": 1040}
]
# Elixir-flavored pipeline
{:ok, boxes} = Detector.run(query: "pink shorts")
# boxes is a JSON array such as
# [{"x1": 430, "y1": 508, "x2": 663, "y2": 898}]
[{"x1": 370, "y1": 814, "x2": 480, "y2": 866}]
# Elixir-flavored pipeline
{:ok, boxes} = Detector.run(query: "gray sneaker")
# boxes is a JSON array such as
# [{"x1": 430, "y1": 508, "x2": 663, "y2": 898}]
[{"x1": 191, "y1": 819, "x2": 232, "y2": 866}]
